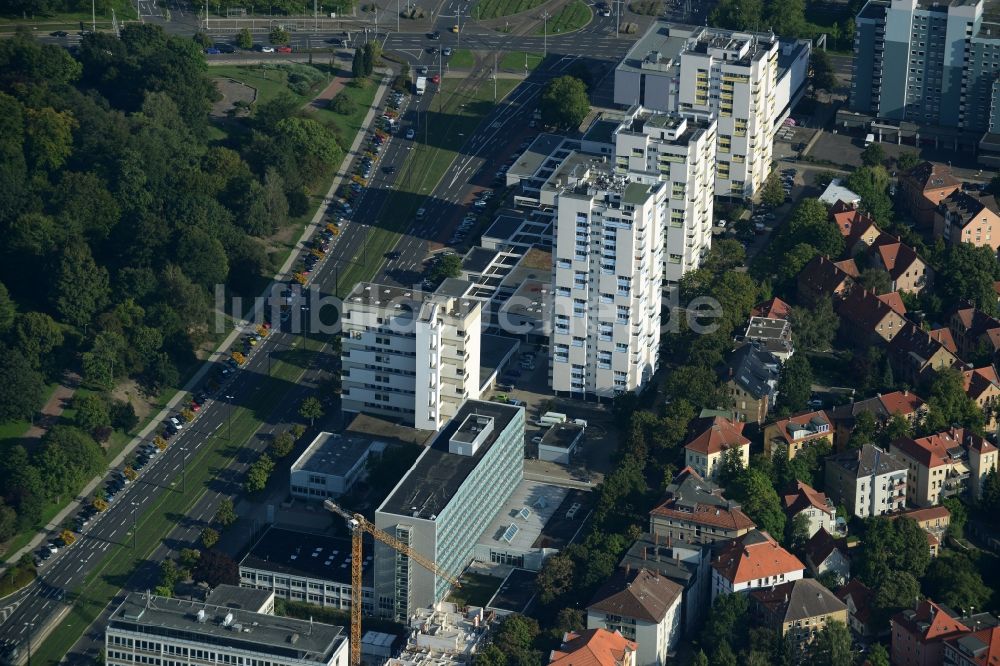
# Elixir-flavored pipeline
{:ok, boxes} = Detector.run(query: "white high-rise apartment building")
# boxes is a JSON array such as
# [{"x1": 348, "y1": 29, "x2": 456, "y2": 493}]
[
  {"x1": 614, "y1": 108, "x2": 717, "y2": 283},
  {"x1": 614, "y1": 22, "x2": 811, "y2": 199},
  {"x1": 340, "y1": 282, "x2": 482, "y2": 431},
  {"x1": 676, "y1": 34, "x2": 779, "y2": 198},
  {"x1": 543, "y1": 153, "x2": 664, "y2": 398}
]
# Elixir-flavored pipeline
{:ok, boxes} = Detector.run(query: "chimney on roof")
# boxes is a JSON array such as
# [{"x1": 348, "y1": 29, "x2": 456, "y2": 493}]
[{"x1": 643, "y1": 546, "x2": 648, "y2": 560}]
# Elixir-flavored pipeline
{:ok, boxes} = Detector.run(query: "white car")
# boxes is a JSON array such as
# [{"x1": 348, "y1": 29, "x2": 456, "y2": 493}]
[
  {"x1": 261, "y1": 46, "x2": 275, "y2": 53},
  {"x1": 406, "y1": 128, "x2": 415, "y2": 140},
  {"x1": 169, "y1": 416, "x2": 184, "y2": 429}
]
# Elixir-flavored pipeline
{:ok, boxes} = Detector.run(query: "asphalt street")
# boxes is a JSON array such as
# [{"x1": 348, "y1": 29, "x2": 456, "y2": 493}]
[
  {"x1": 0, "y1": 43, "x2": 562, "y2": 663},
  {"x1": 0, "y1": 0, "x2": 695, "y2": 657}
]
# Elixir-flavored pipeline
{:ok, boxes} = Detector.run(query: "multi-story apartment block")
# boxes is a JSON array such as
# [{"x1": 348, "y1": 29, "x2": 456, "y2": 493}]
[
  {"x1": 374, "y1": 400, "x2": 524, "y2": 620},
  {"x1": 547, "y1": 154, "x2": 663, "y2": 398},
  {"x1": 340, "y1": 282, "x2": 482, "y2": 431},
  {"x1": 763, "y1": 410, "x2": 833, "y2": 460},
  {"x1": 749, "y1": 579, "x2": 848, "y2": 657},
  {"x1": 613, "y1": 108, "x2": 717, "y2": 283},
  {"x1": 105, "y1": 593, "x2": 348, "y2": 666},
  {"x1": 586, "y1": 568, "x2": 684, "y2": 666},
  {"x1": 614, "y1": 21, "x2": 810, "y2": 198},
  {"x1": 889, "y1": 427, "x2": 998, "y2": 506},
  {"x1": 649, "y1": 468, "x2": 756, "y2": 546},
  {"x1": 850, "y1": 0, "x2": 1000, "y2": 133},
  {"x1": 710, "y1": 530, "x2": 805, "y2": 600},
  {"x1": 825, "y1": 443, "x2": 908, "y2": 518}
]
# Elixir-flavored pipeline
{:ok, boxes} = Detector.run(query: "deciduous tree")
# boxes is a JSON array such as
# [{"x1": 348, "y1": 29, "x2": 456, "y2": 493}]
[
  {"x1": 214, "y1": 498, "x2": 237, "y2": 528},
  {"x1": 540, "y1": 76, "x2": 590, "y2": 130},
  {"x1": 53, "y1": 243, "x2": 110, "y2": 329},
  {"x1": 807, "y1": 620, "x2": 852, "y2": 666},
  {"x1": 775, "y1": 354, "x2": 813, "y2": 415},
  {"x1": 0, "y1": 343, "x2": 45, "y2": 422},
  {"x1": 299, "y1": 397, "x2": 324, "y2": 426},
  {"x1": 761, "y1": 172, "x2": 786, "y2": 208},
  {"x1": 861, "y1": 142, "x2": 885, "y2": 167}
]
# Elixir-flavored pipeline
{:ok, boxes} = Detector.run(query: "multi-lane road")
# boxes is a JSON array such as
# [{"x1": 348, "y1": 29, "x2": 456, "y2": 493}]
[{"x1": 0, "y1": 31, "x2": 596, "y2": 661}]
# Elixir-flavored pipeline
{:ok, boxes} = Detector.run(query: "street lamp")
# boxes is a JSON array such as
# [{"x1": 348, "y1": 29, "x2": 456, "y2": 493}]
[
  {"x1": 23, "y1": 622, "x2": 33, "y2": 666},
  {"x1": 130, "y1": 502, "x2": 138, "y2": 550},
  {"x1": 180, "y1": 447, "x2": 189, "y2": 494},
  {"x1": 541, "y1": 11, "x2": 550, "y2": 57},
  {"x1": 225, "y1": 395, "x2": 236, "y2": 441}
]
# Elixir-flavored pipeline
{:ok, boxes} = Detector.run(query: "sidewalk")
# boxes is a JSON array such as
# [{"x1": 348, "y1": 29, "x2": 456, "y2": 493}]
[{"x1": 0, "y1": 74, "x2": 391, "y2": 574}]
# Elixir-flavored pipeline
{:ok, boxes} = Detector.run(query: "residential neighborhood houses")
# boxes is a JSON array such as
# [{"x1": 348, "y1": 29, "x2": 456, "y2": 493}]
[{"x1": 5, "y1": 0, "x2": 1000, "y2": 664}]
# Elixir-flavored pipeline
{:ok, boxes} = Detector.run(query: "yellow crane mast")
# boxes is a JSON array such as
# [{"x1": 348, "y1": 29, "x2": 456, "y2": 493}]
[{"x1": 323, "y1": 499, "x2": 462, "y2": 666}]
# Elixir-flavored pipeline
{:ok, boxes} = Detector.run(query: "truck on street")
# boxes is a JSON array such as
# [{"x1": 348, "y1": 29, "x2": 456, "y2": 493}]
[{"x1": 415, "y1": 76, "x2": 427, "y2": 95}]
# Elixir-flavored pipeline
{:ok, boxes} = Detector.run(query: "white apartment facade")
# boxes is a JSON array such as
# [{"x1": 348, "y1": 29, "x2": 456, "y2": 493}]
[
  {"x1": 825, "y1": 443, "x2": 908, "y2": 518},
  {"x1": 614, "y1": 22, "x2": 811, "y2": 199},
  {"x1": 676, "y1": 34, "x2": 780, "y2": 198},
  {"x1": 546, "y1": 155, "x2": 664, "y2": 398},
  {"x1": 614, "y1": 108, "x2": 717, "y2": 283},
  {"x1": 340, "y1": 282, "x2": 482, "y2": 431}
]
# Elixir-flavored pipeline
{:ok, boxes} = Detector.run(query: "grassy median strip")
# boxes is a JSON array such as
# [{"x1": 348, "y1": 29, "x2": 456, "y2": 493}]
[
  {"x1": 498, "y1": 51, "x2": 543, "y2": 72},
  {"x1": 334, "y1": 76, "x2": 520, "y2": 297},
  {"x1": 32, "y1": 335, "x2": 329, "y2": 664},
  {"x1": 534, "y1": 0, "x2": 591, "y2": 34},
  {"x1": 474, "y1": 0, "x2": 547, "y2": 19}
]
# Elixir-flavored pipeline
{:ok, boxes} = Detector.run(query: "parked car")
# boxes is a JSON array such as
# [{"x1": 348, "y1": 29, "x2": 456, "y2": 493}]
[
  {"x1": 406, "y1": 128, "x2": 416, "y2": 140},
  {"x1": 204, "y1": 47, "x2": 221, "y2": 54},
  {"x1": 260, "y1": 45, "x2": 275, "y2": 53},
  {"x1": 277, "y1": 45, "x2": 293, "y2": 53}
]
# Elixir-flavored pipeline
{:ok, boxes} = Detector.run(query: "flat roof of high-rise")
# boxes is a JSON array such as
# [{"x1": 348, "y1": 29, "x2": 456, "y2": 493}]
[
  {"x1": 378, "y1": 400, "x2": 522, "y2": 520},
  {"x1": 108, "y1": 593, "x2": 346, "y2": 662}
]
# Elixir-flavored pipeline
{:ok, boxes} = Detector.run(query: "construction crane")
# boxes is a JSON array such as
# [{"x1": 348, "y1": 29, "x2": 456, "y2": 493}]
[{"x1": 323, "y1": 499, "x2": 462, "y2": 666}]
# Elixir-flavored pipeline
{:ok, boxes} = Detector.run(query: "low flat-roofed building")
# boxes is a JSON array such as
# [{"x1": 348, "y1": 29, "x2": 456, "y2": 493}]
[
  {"x1": 204, "y1": 584, "x2": 275, "y2": 615},
  {"x1": 473, "y1": 479, "x2": 571, "y2": 571},
  {"x1": 819, "y1": 179, "x2": 862, "y2": 207},
  {"x1": 239, "y1": 526, "x2": 374, "y2": 614},
  {"x1": 290, "y1": 431, "x2": 388, "y2": 500},
  {"x1": 105, "y1": 593, "x2": 348, "y2": 666},
  {"x1": 538, "y1": 422, "x2": 585, "y2": 464},
  {"x1": 362, "y1": 631, "x2": 405, "y2": 666},
  {"x1": 375, "y1": 400, "x2": 525, "y2": 620},
  {"x1": 480, "y1": 212, "x2": 554, "y2": 251}
]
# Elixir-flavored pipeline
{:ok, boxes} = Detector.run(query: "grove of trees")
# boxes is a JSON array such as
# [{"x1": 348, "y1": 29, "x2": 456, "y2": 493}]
[{"x1": 0, "y1": 25, "x2": 347, "y2": 540}]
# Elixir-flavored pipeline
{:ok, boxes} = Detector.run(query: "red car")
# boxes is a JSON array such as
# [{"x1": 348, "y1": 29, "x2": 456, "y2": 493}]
[
  {"x1": 430, "y1": 74, "x2": 441, "y2": 85},
  {"x1": 277, "y1": 45, "x2": 293, "y2": 53},
  {"x1": 190, "y1": 401, "x2": 201, "y2": 413}
]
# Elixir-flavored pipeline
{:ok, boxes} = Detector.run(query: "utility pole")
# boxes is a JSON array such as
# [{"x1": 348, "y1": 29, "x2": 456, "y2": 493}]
[
  {"x1": 131, "y1": 502, "x2": 138, "y2": 550},
  {"x1": 23, "y1": 623, "x2": 33, "y2": 666},
  {"x1": 615, "y1": 0, "x2": 620, "y2": 35},
  {"x1": 493, "y1": 51, "x2": 497, "y2": 101},
  {"x1": 396, "y1": 0, "x2": 399, "y2": 32},
  {"x1": 225, "y1": 394, "x2": 235, "y2": 440},
  {"x1": 457, "y1": 8, "x2": 461, "y2": 49},
  {"x1": 180, "y1": 447, "x2": 188, "y2": 493},
  {"x1": 542, "y1": 11, "x2": 550, "y2": 57},
  {"x1": 91, "y1": 0, "x2": 96, "y2": 31},
  {"x1": 314, "y1": 0, "x2": 317, "y2": 31}
]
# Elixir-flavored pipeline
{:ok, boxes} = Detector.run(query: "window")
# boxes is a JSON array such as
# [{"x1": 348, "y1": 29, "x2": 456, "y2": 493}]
[
  {"x1": 573, "y1": 299, "x2": 586, "y2": 317},
  {"x1": 597, "y1": 350, "x2": 611, "y2": 368},
  {"x1": 574, "y1": 271, "x2": 587, "y2": 289}
]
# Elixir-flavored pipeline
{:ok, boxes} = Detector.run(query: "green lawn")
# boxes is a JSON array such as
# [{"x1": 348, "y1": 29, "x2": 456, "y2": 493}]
[
  {"x1": 0, "y1": 382, "x2": 59, "y2": 456},
  {"x1": 449, "y1": 48, "x2": 475, "y2": 69},
  {"x1": 0, "y1": 0, "x2": 137, "y2": 27},
  {"x1": 334, "y1": 76, "x2": 519, "y2": 297},
  {"x1": 473, "y1": 0, "x2": 547, "y2": 19},
  {"x1": 447, "y1": 572, "x2": 502, "y2": 607},
  {"x1": 498, "y1": 51, "x2": 543, "y2": 72},
  {"x1": 535, "y1": 0, "x2": 591, "y2": 34},
  {"x1": 210, "y1": 64, "x2": 313, "y2": 108},
  {"x1": 33, "y1": 334, "x2": 331, "y2": 664}
]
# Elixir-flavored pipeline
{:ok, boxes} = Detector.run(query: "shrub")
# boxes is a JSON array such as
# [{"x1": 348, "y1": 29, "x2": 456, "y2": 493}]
[{"x1": 330, "y1": 92, "x2": 356, "y2": 115}]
